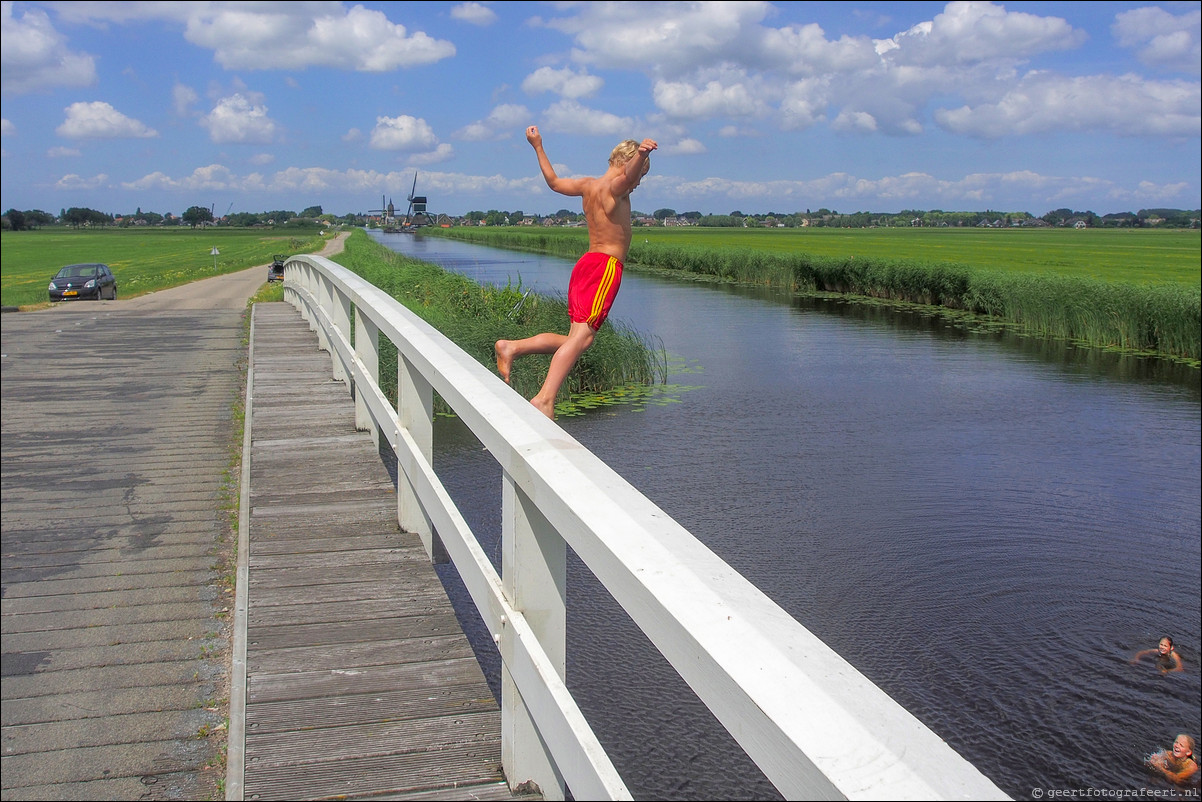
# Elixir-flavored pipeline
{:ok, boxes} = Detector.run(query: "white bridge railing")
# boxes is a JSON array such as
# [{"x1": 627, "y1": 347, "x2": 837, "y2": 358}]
[{"x1": 281, "y1": 253, "x2": 1010, "y2": 801}]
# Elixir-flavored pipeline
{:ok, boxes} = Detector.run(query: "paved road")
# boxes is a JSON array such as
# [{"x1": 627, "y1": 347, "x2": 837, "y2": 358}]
[{"x1": 0, "y1": 235, "x2": 347, "y2": 800}]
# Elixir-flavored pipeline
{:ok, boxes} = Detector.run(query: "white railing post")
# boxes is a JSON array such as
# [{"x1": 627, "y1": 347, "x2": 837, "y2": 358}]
[
  {"x1": 314, "y1": 272, "x2": 332, "y2": 354},
  {"x1": 501, "y1": 476, "x2": 567, "y2": 800},
  {"x1": 397, "y1": 352, "x2": 447, "y2": 562},
  {"x1": 354, "y1": 307, "x2": 379, "y2": 445},
  {"x1": 331, "y1": 288, "x2": 351, "y2": 382}
]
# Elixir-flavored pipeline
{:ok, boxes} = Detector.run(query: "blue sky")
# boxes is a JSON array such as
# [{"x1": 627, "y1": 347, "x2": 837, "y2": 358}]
[{"x1": 1, "y1": 1, "x2": 1199, "y2": 219}]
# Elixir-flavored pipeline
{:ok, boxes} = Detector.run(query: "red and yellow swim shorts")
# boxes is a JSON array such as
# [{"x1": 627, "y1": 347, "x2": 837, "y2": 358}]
[{"x1": 568, "y1": 252, "x2": 623, "y2": 331}]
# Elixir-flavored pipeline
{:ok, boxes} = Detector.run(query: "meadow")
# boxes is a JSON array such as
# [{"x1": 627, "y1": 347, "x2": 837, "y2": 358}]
[
  {"x1": 428, "y1": 226, "x2": 1201, "y2": 364},
  {"x1": 0, "y1": 228, "x2": 327, "y2": 308}
]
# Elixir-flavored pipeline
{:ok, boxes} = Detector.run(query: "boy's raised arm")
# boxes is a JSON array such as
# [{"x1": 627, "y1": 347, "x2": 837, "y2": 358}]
[{"x1": 528, "y1": 125, "x2": 586, "y2": 197}]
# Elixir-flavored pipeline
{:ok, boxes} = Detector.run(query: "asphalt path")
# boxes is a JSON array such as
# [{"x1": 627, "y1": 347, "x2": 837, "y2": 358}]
[{"x1": 0, "y1": 234, "x2": 347, "y2": 800}]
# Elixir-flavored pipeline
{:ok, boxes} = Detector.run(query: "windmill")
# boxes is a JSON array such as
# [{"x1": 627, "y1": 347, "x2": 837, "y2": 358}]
[
  {"x1": 366, "y1": 195, "x2": 397, "y2": 229},
  {"x1": 403, "y1": 172, "x2": 431, "y2": 228}
]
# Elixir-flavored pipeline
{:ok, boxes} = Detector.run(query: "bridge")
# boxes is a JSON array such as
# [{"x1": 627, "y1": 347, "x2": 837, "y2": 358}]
[
  {"x1": 0, "y1": 245, "x2": 1010, "y2": 800},
  {"x1": 252, "y1": 253, "x2": 1009, "y2": 800}
]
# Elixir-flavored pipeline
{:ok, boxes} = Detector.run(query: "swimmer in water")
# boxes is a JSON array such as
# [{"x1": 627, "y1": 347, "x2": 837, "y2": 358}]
[
  {"x1": 1132, "y1": 636, "x2": 1185, "y2": 674},
  {"x1": 1147, "y1": 734, "x2": 1199, "y2": 787}
]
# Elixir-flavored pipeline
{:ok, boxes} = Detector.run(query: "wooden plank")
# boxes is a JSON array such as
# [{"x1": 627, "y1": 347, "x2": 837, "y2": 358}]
[
  {"x1": 242, "y1": 303, "x2": 527, "y2": 801},
  {"x1": 246, "y1": 684, "x2": 499, "y2": 733},
  {"x1": 247, "y1": 658, "x2": 490, "y2": 704}
]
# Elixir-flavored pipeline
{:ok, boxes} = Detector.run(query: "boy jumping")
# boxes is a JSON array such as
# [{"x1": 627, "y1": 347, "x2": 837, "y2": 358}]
[{"x1": 495, "y1": 125, "x2": 657, "y2": 419}]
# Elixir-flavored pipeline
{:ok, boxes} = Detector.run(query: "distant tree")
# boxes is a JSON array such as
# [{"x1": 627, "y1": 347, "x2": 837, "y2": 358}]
[
  {"x1": 63, "y1": 207, "x2": 113, "y2": 227},
  {"x1": 4, "y1": 208, "x2": 27, "y2": 231},
  {"x1": 300, "y1": 205, "x2": 323, "y2": 218},
  {"x1": 699, "y1": 214, "x2": 739, "y2": 227},
  {"x1": 653, "y1": 208, "x2": 677, "y2": 220},
  {"x1": 25, "y1": 209, "x2": 56, "y2": 227},
  {"x1": 182, "y1": 205, "x2": 214, "y2": 228}
]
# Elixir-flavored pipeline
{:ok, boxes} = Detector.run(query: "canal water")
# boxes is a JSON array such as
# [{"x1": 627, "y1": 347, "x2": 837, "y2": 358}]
[{"x1": 365, "y1": 230, "x2": 1201, "y2": 800}]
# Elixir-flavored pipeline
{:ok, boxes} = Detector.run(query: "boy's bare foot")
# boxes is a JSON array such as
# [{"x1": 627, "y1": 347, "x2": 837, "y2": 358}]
[
  {"x1": 531, "y1": 396, "x2": 555, "y2": 419},
  {"x1": 494, "y1": 340, "x2": 513, "y2": 383}
]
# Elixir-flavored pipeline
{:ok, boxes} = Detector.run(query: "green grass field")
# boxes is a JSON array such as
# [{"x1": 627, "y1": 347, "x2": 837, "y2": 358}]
[
  {"x1": 428, "y1": 225, "x2": 1201, "y2": 363},
  {"x1": 0, "y1": 228, "x2": 329, "y2": 308},
  {"x1": 446, "y1": 225, "x2": 1201, "y2": 286}
]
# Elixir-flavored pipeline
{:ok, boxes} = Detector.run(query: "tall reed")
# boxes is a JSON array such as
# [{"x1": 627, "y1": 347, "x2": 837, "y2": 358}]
[
  {"x1": 336, "y1": 231, "x2": 666, "y2": 408},
  {"x1": 430, "y1": 228, "x2": 1200, "y2": 362}
]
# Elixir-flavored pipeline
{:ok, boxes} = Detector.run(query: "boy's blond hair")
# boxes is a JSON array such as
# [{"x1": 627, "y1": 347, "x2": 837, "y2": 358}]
[{"x1": 610, "y1": 139, "x2": 651, "y2": 176}]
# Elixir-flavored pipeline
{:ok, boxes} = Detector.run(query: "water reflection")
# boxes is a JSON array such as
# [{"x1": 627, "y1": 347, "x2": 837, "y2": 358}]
[{"x1": 368, "y1": 229, "x2": 1201, "y2": 800}]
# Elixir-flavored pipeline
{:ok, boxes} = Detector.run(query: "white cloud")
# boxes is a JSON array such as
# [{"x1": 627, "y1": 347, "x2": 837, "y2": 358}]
[
  {"x1": 57, "y1": 102, "x2": 158, "y2": 139},
  {"x1": 778, "y1": 78, "x2": 829, "y2": 131},
  {"x1": 653, "y1": 72, "x2": 770, "y2": 120},
  {"x1": 1, "y1": 117, "x2": 13, "y2": 136},
  {"x1": 48, "y1": 146, "x2": 80, "y2": 157},
  {"x1": 0, "y1": 2, "x2": 96, "y2": 94},
  {"x1": 451, "y1": 3, "x2": 497, "y2": 27},
  {"x1": 55, "y1": 172, "x2": 108, "y2": 190},
  {"x1": 123, "y1": 164, "x2": 264, "y2": 193},
  {"x1": 455, "y1": 104, "x2": 530, "y2": 141},
  {"x1": 540, "y1": 100, "x2": 635, "y2": 138},
  {"x1": 51, "y1": 2, "x2": 456, "y2": 72},
  {"x1": 183, "y1": 4, "x2": 455, "y2": 71},
  {"x1": 541, "y1": 1, "x2": 772, "y2": 76},
  {"x1": 249, "y1": 152, "x2": 275, "y2": 166},
  {"x1": 121, "y1": 164, "x2": 541, "y2": 200},
  {"x1": 1112, "y1": 6, "x2": 1202, "y2": 75},
  {"x1": 173, "y1": 83, "x2": 199, "y2": 117},
  {"x1": 342, "y1": 128, "x2": 363, "y2": 142},
  {"x1": 760, "y1": 22, "x2": 879, "y2": 75},
  {"x1": 408, "y1": 143, "x2": 455, "y2": 165},
  {"x1": 647, "y1": 166, "x2": 1182, "y2": 210},
  {"x1": 831, "y1": 109, "x2": 879, "y2": 133},
  {"x1": 664, "y1": 138, "x2": 705, "y2": 155},
  {"x1": 201, "y1": 94, "x2": 277, "y2": 144},
  {"x1": 370, "y1": 115, "x2": 439, "y2": 151},
  {"x1": 886, "y1": 1, "x2": 1087, "y2": 67},
  {"x1": 522, "y1": 66, "x2": 603, "y2": 99},
  {"x1": 539, "y1": 0, "x2": 1172, "y2": 142},
  {"x1": 935, "y1": 72, "x2": 1201, "y2": 138}
]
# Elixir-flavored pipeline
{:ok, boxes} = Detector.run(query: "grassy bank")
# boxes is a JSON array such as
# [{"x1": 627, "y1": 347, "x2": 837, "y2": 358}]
[
  {"x1": 335, "y1": 231, "x2": 666, "y2": 412},
  {"x1": 426, "y1": 226, "x2": 1201, "y2": 364},
  {"x1": 0, "y1": 227, "x2": 328, "y2": 308}
]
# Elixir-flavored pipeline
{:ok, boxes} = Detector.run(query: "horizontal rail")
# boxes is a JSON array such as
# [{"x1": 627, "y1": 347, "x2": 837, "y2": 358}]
[{"x1": 280, "y1": 253, "x2": 1010, "y2": 801}]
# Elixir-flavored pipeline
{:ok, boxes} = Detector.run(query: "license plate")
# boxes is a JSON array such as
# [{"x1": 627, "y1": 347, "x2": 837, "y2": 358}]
[{"x1": 64, "y1": 290, "x2": 78, "y2": 296}]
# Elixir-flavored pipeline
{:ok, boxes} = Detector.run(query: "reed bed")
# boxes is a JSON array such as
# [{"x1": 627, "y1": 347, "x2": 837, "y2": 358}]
[
  {"x1": 336, "y1": 231, "x2": 666, "y2": 410},
  {"x1": 429, "y1": 228, "x2": 1200, "y2": 363}
]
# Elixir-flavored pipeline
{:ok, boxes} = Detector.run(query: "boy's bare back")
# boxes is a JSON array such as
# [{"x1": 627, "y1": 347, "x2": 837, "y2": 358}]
[{"x1": 526, "y1": 125, "x2": 656, "y2": 262}]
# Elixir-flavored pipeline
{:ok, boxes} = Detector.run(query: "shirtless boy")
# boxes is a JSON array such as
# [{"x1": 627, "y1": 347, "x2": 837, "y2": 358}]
[{"x1": 495, "y1": 125, "x2": 657, "y2": 419}]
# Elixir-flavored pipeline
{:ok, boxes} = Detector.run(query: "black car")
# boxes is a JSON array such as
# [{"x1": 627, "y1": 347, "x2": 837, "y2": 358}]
[
  {"x1": 49, "y1": 263, "x2": 118, "y2": 302},
  {"x1": 267, "y1": 254, "x2": 286, "y2": 282}
]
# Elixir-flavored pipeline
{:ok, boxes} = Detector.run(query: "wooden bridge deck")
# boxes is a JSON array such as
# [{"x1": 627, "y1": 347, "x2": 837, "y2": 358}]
[{"x1": 241, "y1": 302, "x2": 523, "y2": 800}]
